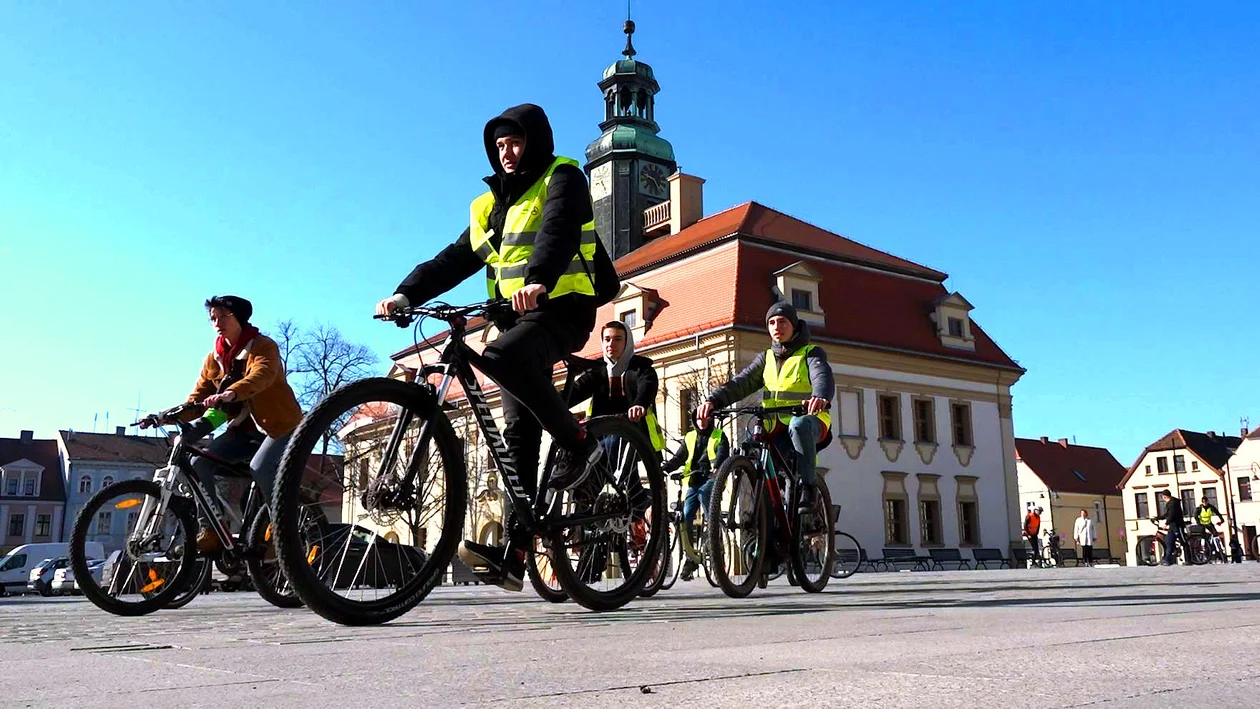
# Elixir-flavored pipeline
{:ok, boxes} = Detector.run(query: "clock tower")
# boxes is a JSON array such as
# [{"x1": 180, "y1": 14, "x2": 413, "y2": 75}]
[{"x1": 585, "y1": 19, "x2": 677, "y2": 260}]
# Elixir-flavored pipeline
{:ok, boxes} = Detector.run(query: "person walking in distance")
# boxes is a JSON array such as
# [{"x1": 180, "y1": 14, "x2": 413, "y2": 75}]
[
  {"x1": 1023, "y1": 505, "x2": 1043, "y2": 567},
  {"x1": 1073, "y1": 509, "x2": 1097, "y2": 566}
]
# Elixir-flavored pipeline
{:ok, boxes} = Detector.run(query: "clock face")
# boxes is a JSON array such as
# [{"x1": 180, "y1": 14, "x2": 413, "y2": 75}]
[
  {"x1": 590, "y1": 163, "x2": 612, "y2": 201},
  {"x1": 638, "y1": 162, "x2": 668, "y2": 199}
]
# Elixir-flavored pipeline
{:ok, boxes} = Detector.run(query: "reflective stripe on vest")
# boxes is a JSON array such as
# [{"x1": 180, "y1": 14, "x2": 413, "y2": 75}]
[
  {"x1": 1198, "y1": 508, "x2": 1214, "y2": 525},
  {"x1": 761, "y1": 345, "x2": 832, "y2": 430},
  {"x1": 468, "y1": 156, "x2": 597, "y2": 299},
  {"x1": 681, "y1": 428, "x2": 723, "y2": 481}
]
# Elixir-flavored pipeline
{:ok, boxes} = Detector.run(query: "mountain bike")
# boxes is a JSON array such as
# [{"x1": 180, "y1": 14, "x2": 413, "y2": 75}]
[
  {"x1": 643, "y1": 471, "x2": 718, "y2": 594},
  {"x1": 830, "y1": 505, "x2": 863, "y2": 579},
  {"x1": 706, "y1": 404, "x2": 835, "y2": 598},
  {"x1": 69, "y1": 404, "x2": 301, "y2": 616},
  {"x1": 271, "y1": 298, "x2": 665, "y2": 625}
]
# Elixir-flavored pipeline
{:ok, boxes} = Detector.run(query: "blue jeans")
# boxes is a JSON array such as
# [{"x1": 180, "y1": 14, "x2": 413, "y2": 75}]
[
  {"x1": 1163, "y1": 525, "x2": 1184, "y2": 563},
  {"x1": 682, "y1": 478, "x2": 714, "y2": 526},
  {"x1": 772, "y1": 415, "x2": 822, "y2": 486},
  {"x1": 189, "y1": 423, "x2": 289, "y2": 513}
]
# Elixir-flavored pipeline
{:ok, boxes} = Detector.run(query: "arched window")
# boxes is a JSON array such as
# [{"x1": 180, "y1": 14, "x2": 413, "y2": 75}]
[
  {"x1": 78, "y1": 475, "x2": 92, "y2": 494},
  {"x1": 102, "y1": 476, "x2": 114, "y2": 488}
]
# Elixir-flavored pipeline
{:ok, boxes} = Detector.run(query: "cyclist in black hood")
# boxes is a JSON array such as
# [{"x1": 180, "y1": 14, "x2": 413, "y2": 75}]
[{"x1": 376, "y1": 104, "x2": 605, "y2": 591}]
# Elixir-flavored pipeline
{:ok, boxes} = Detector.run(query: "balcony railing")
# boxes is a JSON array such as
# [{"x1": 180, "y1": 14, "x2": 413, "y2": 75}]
[{"x1": 643, "y1": 200, "x2": 671, "y2": 235}]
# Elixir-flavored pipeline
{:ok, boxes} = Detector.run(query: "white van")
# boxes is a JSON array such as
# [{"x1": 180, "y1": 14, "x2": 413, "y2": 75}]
[{"x1": 0, "y1": 543, "x2": 104, "y2": 595}]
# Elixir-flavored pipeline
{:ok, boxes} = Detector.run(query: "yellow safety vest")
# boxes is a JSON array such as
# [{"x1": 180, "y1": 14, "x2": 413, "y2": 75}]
[
  {"x1": 468, "y1": 156, "x2": 597, "y2": 299},
  {"x1": 1197, "y1": 507, "x2": 1215, "y2": 525},
  {"x1": 761, "y1": 345, "x2": 832, "y2": 430},
  {"x1": 681, "y1": 428, "x2": 724, "y2": 482}
]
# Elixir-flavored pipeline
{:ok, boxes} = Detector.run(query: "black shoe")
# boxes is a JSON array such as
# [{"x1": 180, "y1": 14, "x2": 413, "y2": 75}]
[
  {"x1": 549, "y1": 435, "x2": 601, "y2": 491},
  {"x1": 679, "y1": 558, "x2": 698, "y2": 581},
  {"x1": 1159, "y1": 560, "x2": 1174, "y2": 566},
  {"x1": 457, "y1": 541, "x2": 524, "y2": 592},
  {"x1": 797, "y1": 484, "x2": 819, "y2": 514}
]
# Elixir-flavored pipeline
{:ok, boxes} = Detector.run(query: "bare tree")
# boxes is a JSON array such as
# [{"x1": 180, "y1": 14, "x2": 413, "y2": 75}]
[{"x1": 273, "y1": 319, "x2": 303, "y2": 375}]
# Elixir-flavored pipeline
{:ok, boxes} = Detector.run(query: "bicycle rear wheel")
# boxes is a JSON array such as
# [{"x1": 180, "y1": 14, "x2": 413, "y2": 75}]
[
  {"x1": 791, "y1": 477, "x2": 834, "y2": 592},
  {"x1": 659, "y1": 521, "x2": 682, "y2": 591},
  {"x1": 71, "y1": 480, "x2": 200, "y2": 616},
  {"x1": 245, "y1": 507, "x2": 304, "y2": 609},
  {"x1": 164, "y1": 559, "x2": 211, "y2": 609},
  {"x1": 707, "y1": 457, "x2": 767, "y2": 598},
  {"x1": 527, "y1": 536, "x2": 569, "y2": 603},
  {"x1": 273, "y1": 377, "x2": 466, "y2": 625},
  {"x1": 547, "y1": 416, "x2": 665, "y2": 612},
  {"x1": 639, "y1": 519, "x2": 673, "y2": 598},
  {"x1": 831, "y1": 532, "x2": 862, "y2": 579}
]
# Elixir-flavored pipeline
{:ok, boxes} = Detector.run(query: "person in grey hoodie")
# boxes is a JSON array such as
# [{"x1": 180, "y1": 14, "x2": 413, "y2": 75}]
[{"x1": 697, "y1": 302, "x2": 835, "y2": 509}]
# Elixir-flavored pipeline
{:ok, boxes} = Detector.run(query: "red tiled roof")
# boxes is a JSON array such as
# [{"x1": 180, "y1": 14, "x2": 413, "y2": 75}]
[
  {"x1": 1118, "y1": 428, "x2": 1245, "y2": 489},
  {"x1": 1248, "y1": 425, "x2": 1260, "y2": 440},
  {"x1": 616, "y1": 202, "x2": 947, "y2": 281},
  {"x1": 59, "y1": 430, "x2": 172, "y2": 467},
  {"x1": 0, "y1": 437, "x2": 66, "y2": 503},
  {"x1": 1015, "y1": 438, "x2": 1127, "y2": 496}
]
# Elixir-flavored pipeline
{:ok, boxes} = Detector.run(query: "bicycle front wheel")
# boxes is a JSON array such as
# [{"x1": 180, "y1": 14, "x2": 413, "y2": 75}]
[
  {"x1": 164, "y1": 559, "x2": 212, "y2": 610},
  {"x1": 547, "y1": 415, "x2": 665, "y2": 611},
  {"x1": 831, "y1": 532, "x2": 862, "y2": 579},
  {"x1": 273, "y1": 377, "x2": 467, "y2": 625},
  {"x1": 790, "y1": 477, "x2": 834, "y2": 592},
  {"x1": 71, "y1": 480, "x2": 200, "y2": 616},
  {"x1": 707, "y1": 457, "x2": 767, "y2": 598},
  {"x1": 527, "y1": 536, "x2": 569, "y2": 603}
]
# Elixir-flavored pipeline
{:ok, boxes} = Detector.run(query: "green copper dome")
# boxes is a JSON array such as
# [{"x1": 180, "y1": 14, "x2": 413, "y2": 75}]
[
  {"x1": 585, "y1": 124, "x2": 675, "y2": 163},
  {"x1": 602, "y1": 58, "x2": 657, "y2": 83}
]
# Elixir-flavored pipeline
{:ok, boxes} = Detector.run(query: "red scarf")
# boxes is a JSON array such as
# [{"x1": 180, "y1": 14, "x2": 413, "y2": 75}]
[{"x1": 215, "y1": 324, "x2": 260, "y2": 382}]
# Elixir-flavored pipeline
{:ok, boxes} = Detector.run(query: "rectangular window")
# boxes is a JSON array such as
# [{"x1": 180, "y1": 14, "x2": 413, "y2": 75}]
[
  {"x1": 878, "y1": 395, "x2": 901, "y2": 440},
  {"x1": 1181, "y1": 489, "x2": 1196, "y2": 515},
  {"x1": 619, "y1": 310, "x2": 637, "y2": 329},
  {"x1": 951, "y1": 402, "x2": 973, "y2": 447},
  {"x1": 23, "y1": 478, "x2": 35, "y2": 496},
  {"x1": 679, "y1": 387, "x2": 696, "y2": 434},
  {"x1": 4, "y1": 477, "x2": 16, "y2": 496},
  {"x1": 947, "y1": 317, "x2": 965, "y2": 337},
  {"x1": 1144, "y1": 465, "x2": 1152, "y2": 476},
  {"x1": 1239, "y1": 477, "x2": 1253, "y2": 502},
  {"x1": 126, "y1": 512, "x2": 140, "y2": 533},
  {"x1": 958, "y1": 501, "x2": 979, "y2": 545},
  {"x1": 96, "y1": 511, "x2": 112, "y2": 536},
  {"x1": 8, "y1": 514, "x2": 24, "y2": 537},
  {"x1": 838, "y1": 390, "x2": 862, "y2": 438},
  {"x1": 1191, "y1": 460, "x2": 1199, "y2": 472},
  {"x1": 34, "y1": 515, "x2": 50, "y2": 538},
  {"x1": 790, "y1": 288, "x2": 812, "y2": 312},
  {"x1": 1156, "y1": 457, "x2": 1168, "y2": 474},
  {"x1": 1156, "y1": 493, "x2": 1168, "y2": 516},
  {"x1": 1203, "y1": 487, "x2": 1219, "y2": 509},
  {"x1": 884, "y1": 498, "x2": 908, "y2": 545},
  {"x1": 912, "y1": 398, "x2": 935, "y2": 444},
  {"x1": 1135, "y1": 492, "x2": 1149, "y2": 519},
  {"x1": 919, "y1": 500, "x2": 942, "y2": 545},
  {"x1": 1173, "y1": 455, "x2": 1186, "y2": 473}
]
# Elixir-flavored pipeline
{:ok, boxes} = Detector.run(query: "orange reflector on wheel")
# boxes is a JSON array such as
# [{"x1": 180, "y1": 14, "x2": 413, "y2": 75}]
[
  {"x1": 140, "y1": 571, "x2": 165, "y2": 593},
  {"x1": 114, "y1": 498, "x2": 142, "y2": 509},
  {"x1": 307, "y1": 546, "x2": 319, "y2": 565},
  {"x1": 265, "y1": 524, "x2": 273, "y2": 542}
]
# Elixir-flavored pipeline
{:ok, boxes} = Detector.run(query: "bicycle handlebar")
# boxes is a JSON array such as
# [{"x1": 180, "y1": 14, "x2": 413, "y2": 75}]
[
  {"x1": 375, "y1": 294, "x2": 550, "y2": 328},
  {"x1": 711, "y1": 403, "x2": 808, "y2": 420}
]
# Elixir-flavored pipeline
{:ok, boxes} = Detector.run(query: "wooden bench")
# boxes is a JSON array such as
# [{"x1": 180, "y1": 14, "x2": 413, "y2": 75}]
[
  {"x1": 970, "y1": 548, "x2": 1010, "y2": 569},
  {"x1": 1091, "y1": 547, "x2": 1116, "y2": 565},
  {"x1": 834, "y1": 547, "x2": 882, "y2": 574},
  {"x1": 1055, "y1": 547, "x2": 1079, "y2": 567},
  {"x1": 928, "y1": 548, "x2": 972, "y2": 571},
  {"x1": 881, "y1": 548, "x2": 930, "y2": 572},
  {"x1": 1010, "y1": 545, "x2": 1034, "y2": 568}
]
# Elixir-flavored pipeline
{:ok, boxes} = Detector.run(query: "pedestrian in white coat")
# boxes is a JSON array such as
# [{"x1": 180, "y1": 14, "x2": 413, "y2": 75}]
[{"x1": 1073, "y1": 510, "x2": 1097, "y2": 566}]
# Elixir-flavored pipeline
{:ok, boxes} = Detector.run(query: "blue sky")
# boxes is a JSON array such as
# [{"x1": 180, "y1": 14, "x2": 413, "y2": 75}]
[{"x1": 1, "y1": 2, "x2": 1256, "y2": 464}]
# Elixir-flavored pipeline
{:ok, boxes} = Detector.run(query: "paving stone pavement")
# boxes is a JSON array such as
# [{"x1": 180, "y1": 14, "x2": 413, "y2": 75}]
[{"x1": 2, "y1": 564, "x2": 1259, "y2": 708}]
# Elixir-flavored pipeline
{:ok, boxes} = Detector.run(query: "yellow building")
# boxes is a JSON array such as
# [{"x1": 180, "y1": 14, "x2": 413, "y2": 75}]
[{"x1": 1015, "y1": 437, "x2": 1127, "y2": 563}]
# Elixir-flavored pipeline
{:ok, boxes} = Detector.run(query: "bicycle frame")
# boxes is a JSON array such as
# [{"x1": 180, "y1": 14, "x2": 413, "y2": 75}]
[{"x1": 379, "y1": 312, "x2": 637, "y2": 544}]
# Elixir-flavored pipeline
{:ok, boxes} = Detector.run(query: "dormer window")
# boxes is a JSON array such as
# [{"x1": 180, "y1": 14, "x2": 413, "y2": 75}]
[
  {"x1": 932, "y1": 292, "x2": 975, "y2": 351},
  {"x1": 773, "y1": 261, "x2": 824, "y2": 326},
  {"x1": 610, "y1": 282, "x2": 658, "y2": 341},
  {"x1": 620, "y1": 309, "x2": 638, "y2": 329}
]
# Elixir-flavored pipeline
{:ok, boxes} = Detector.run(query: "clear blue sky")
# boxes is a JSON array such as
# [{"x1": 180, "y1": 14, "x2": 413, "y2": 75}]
[{"x1": 2, "y1": 2, "x2": 1256, "y2": 464}]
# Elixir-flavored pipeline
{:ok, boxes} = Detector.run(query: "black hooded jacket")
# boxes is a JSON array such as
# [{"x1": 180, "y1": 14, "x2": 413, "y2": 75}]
[{"x1": 395, "y1": 104, "x2": 597, "y2": 338}]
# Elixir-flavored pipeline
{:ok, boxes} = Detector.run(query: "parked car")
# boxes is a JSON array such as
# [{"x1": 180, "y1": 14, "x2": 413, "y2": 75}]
[
  {"x1": 51, "y1": 559, "x2": 106, "y2": 595},
  {"x1": 0, "y1": 543, "x2": 103, "y2": 596},
  {"x1": 28, "y1": 557, "x2": 72, "y2": 596}
]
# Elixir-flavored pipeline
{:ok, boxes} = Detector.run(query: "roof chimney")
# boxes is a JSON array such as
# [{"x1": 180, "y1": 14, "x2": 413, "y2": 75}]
[
  {"x1": 668, "y1": 171, "x2": 705, "y2": 235},
  {"x1": 19, "y1": 430, "x2": 34, "y2": 445},
  {"x1": 1057, "y1": 438, "x2": 1070, "y2": 448},
  {"x1": 115, "y1": 426, "x2": 126, "y2": 436},
  {"x1": 1039, "y1": 436, "x2": 1049, "y2": 444}
]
